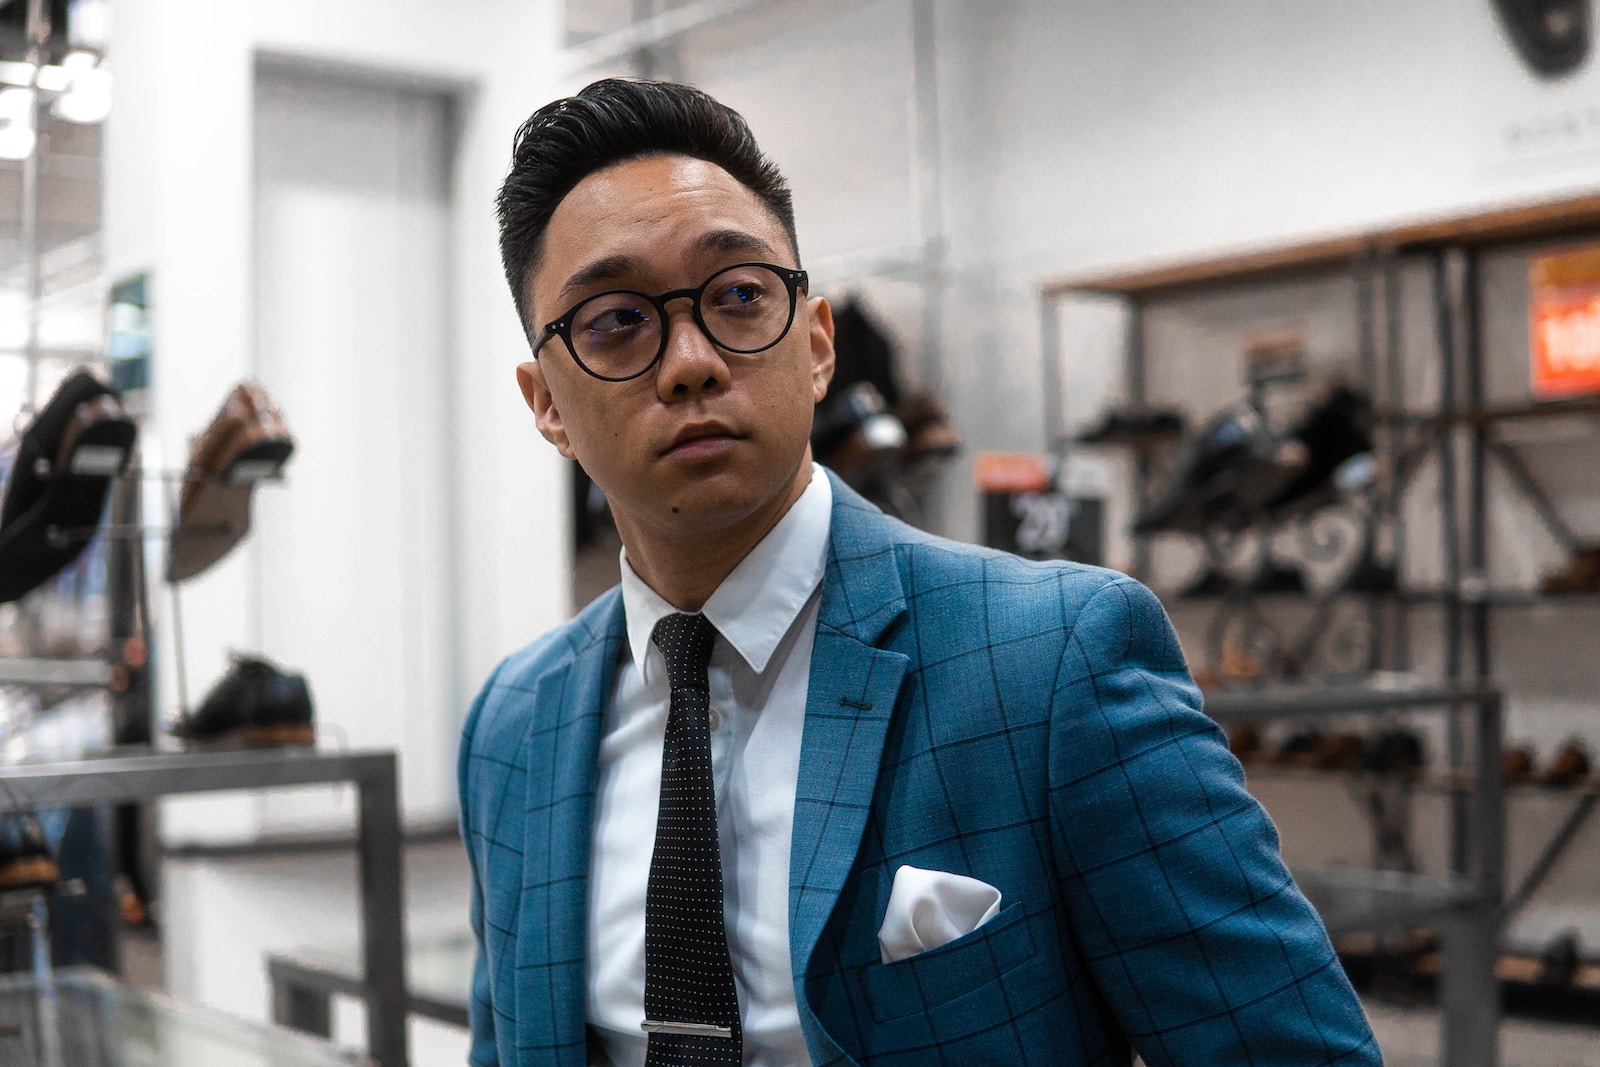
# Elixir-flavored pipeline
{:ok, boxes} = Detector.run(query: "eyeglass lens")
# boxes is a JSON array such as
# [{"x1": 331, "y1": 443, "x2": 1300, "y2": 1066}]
[{"x1": 569, "y1": 264, "x2": 793, "y2": 380}]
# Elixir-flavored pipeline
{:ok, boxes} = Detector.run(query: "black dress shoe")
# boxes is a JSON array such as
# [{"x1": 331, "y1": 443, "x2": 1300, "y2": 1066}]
[
  {"x1": 0, "y1": 812, "x2": 59, "y2": 891},
  {"x1": 170, "y1": 654, "x2": 315, "y2": 747},
  {"x1": 1134, "y1": 407, "x2": 1300, "y2": 535},
  {"x1": 0, "y1": 369, "x2": 137, "y2": 603},
  {"x1": 1073, "y1": 406, "x2": 1186, "y2": 447},
  {"x1": 1249, "y1": 561, "x2": 1308, "y2": 594},
  {"x1": 1365, "y1": 729, "x2": 1425, "y2": 776},
  {"x1": 1264, "y1": 387, "x2": 1374, "y2": 519},
  {"x1": 1179, "y1": 566, "x2": 1237, "y2": 599}
]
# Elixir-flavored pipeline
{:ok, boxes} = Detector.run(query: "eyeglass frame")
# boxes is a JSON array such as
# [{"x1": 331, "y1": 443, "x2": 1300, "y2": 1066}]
[{"x1": 534, "y1": 261, "x2": 810, "y2": 382}]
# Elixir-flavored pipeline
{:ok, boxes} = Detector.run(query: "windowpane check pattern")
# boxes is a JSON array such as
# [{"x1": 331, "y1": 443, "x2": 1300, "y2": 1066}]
[{"x1": 457, "y1": 472, "x2": 1380, "y2": 1066}]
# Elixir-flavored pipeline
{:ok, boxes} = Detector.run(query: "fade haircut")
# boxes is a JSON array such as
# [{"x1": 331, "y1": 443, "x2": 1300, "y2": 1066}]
[{"x1": 496, "y1": 78, "x2": 799, "y2": 338}]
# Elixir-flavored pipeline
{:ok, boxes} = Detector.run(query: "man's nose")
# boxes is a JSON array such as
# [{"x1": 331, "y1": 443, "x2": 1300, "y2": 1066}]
[{"x1": 655, "y1": 302, "x2": 729, "y2": 400}]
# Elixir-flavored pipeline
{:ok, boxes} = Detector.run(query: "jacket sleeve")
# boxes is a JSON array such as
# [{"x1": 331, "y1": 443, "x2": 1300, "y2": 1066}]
[
  {"x1": 1048, "y1": 577, "x2": 1380, "y2": 1066},
  {"x1": 459, "y1": 677, "x2": 500, "y2": 1067}
]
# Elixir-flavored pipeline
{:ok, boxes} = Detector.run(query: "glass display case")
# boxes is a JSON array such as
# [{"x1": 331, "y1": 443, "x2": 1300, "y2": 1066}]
[
  {"x1": 1, "y1": 747, "x2": 408, "y2": 1065},
  {"x1": 269, "y1": 931, "x2": 472, "y2": 1035},
  {"x1": 0, "y1": 966, "x2": 361, "y2": 1067}
]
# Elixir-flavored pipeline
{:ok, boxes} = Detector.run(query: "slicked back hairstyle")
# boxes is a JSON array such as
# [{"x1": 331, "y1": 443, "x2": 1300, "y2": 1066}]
[{"x1": 495, "y1": 78, "x2": 799, "y2": 339}]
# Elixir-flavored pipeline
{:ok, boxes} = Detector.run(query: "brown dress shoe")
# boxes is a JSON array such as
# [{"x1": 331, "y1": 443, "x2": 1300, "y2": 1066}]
[
  {"x1": 1316, "y1": 732, "x2": 1367, "y2": 771},
  {"x1": 1503, "y1": 745, "x2": 1537, "y2": 785},
  {"x1": 0, "y1": 813, "x2": 59, "y2": 891},
  {"x1": 1225, "y1": 721, "x2": 1264, "y2": 764},
  {"x1": 896, "y1": 393, "x2": 961, "y2": 465},
  {"x1": 1540, "y1": 741, "x2": 1593, "y2": 787},
  {"x1": 166, "y1": 382, "x2": 294, "y2": 582},
  {"x1": 1541, "y1": 546, "x2": 1600, "y2": 594}
]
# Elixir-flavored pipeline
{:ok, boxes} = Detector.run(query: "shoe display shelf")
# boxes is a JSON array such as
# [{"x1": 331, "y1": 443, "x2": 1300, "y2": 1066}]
[
  {"x1": 0, "y1": 965, "x2": 360, "y2": 1067},
  {"x1": 0, "y1": 659, "x2": 112, "y2": 691},
  {"x1": 0, "y1": 747, "x2": 410, "y2": 1067},
  {"x1": 1039, "y1": 190, "x2": 1600, "y2": 1067},
  {"x1": 1205, "y1": 682, "x2": 1505, "y2": 1067}
]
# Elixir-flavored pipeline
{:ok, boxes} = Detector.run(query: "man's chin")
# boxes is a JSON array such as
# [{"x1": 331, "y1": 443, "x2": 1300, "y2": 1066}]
[{"x1": 633, "y1": 477, "x2": 793, "y2": 542}]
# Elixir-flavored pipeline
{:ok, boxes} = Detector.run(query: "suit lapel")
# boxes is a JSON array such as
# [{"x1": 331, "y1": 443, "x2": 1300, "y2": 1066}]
[
  {"x1": 517, "y1": 592, "x2": 626, "y2": 1059},
  {"x1": 790, "y1": 475, "x2": 909, "y2": 978}
]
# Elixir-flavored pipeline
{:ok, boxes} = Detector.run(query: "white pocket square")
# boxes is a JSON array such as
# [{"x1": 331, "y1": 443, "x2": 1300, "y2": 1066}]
[{"x1": 877, "y1": 864, "x2": 1002, "y2": 965}]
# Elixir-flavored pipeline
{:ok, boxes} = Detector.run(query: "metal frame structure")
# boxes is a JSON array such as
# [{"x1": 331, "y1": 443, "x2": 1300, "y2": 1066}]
[
  {"x1": 1204, "y1": 683, "x2": 1505, "y2": 1067},
  {"x1": 268, "y1": 948, "x2": 468, "y2": 1036},
  {"x1": 0, "y1": 748, "x2": 408, "y2": 1067},
  {"x1": 1038, "y1": 189, "x2": 1600, "y2": 1066}
]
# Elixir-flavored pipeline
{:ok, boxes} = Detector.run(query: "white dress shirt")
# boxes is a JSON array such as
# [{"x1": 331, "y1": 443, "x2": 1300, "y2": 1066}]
[{"x1": 587, "y1": 466, "x2": 832, "y2": 1067}]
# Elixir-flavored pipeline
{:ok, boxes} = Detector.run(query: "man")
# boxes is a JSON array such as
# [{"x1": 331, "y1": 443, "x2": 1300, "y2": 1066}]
[{"x1": 460, "y1": 78, "x2": 1379, "y2": 1066}]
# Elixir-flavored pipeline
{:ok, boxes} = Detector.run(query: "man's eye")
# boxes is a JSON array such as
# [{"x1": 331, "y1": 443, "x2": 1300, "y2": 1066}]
[
  {"x1": 709, "y1": 282, "x2": 765, "y2": 309},
  {"x1": 582, "y1": 305, "x2": 652, "y2": 335}
]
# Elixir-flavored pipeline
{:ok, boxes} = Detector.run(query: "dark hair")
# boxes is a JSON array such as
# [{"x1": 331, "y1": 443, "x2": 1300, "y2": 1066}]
[{"x1": 496, "y1": 78, "x2": 799, "y2": 337}]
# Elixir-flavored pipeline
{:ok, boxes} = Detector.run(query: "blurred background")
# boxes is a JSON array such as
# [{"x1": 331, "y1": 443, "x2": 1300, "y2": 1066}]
[{"x1": 0, "y1": 0, "x2": 1598, "y2": 1064}]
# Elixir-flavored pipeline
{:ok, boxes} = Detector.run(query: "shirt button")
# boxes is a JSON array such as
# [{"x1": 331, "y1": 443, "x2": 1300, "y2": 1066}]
[{"x1": 707, "y1": 707, "x2": 722, "y2": 731}]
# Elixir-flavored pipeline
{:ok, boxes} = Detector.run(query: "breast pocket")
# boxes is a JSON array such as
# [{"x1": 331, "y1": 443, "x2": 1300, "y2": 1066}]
[{"x1": 859, "y1": 900, "x2": 1035, "y2": 1023}]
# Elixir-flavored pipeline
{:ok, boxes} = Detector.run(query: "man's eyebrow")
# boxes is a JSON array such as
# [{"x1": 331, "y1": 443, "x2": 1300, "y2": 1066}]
[
  {"x1": 556, "y1": 254, "x2": 644, "y2": 307},
  {"x1": 693, "y1": 229, "x2": 778, "y2": 260},
  {"x1": 553, "y1": 230, "x2": 782, "y2": 309}
]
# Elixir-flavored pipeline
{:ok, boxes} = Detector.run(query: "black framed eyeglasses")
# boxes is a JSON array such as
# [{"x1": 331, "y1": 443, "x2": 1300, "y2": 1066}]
[{"x1": 536, "y1": 262, "x2": 809, "y2": 382}]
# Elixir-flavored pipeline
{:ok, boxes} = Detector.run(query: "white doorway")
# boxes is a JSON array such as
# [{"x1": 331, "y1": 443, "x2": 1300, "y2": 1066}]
[{"x1": 252, "y1": 61, "x2": 460, "y2": 830}]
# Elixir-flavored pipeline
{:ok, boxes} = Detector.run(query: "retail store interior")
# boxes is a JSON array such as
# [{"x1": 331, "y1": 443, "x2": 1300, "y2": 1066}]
[{"x1": 2, "y1": 0, "x2": 1600, "y2": 1064}]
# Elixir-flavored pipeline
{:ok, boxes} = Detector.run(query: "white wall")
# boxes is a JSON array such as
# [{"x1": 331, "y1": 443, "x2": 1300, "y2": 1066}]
[
  {"x1": 660, "y1": 0, "x2": 1600, "y2": 952},
  {"x1": 104, "y1": 0, "x2": 1600, "y2": 972},
  {"x1": 102, "y1": 0, "x2": 1600, "y2": 823},
  {"x1": 106, "y1": 0, "x2": 569, "y2": 840},
  {"x1": 661, "y1": 0, "x2": 1600, "y2": 543}
]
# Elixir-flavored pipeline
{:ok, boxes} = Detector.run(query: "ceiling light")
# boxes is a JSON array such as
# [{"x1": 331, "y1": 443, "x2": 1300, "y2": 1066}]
[
  {"x1": 0, "y1": 122, "x2": 36, "y2": 161},
  {"x1": 0, "y1": 62, "x2": 34, "y2": 88},
  {"x1": 53, "y1": 66, "x2": 109, "y2": 124},
  {"x1": 35, "y1": 65, "x2": 69, "y2": 93},
  {"x1": 0, "y1": 87, "x2": 35, "y2": 121},
  {"x1": 68, "y1": 0, "x2": 112, "y2": 53},
  {"x1": 0, "y1": 88, "x2": 36, "y2": 160}
]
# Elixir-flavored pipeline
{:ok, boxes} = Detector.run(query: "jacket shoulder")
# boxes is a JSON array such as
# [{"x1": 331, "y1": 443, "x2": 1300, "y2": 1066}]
[
  {"x1": 462, "y1": 586, "x2": 621, "y2": 750},
  {"x1": 869, "y1": 504, "x2": 1136, "y2": 608}
]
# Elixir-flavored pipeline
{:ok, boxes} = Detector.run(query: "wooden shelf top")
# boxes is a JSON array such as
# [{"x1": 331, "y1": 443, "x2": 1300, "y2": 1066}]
[{"x1": 1045, "y1": 188, "x2": 1600, "y2": 298}]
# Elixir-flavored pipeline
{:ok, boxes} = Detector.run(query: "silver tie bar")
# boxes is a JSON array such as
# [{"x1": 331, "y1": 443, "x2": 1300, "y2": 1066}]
[{"x1": 641, "y1": 1020, "x2": 734, "y2": 1038}]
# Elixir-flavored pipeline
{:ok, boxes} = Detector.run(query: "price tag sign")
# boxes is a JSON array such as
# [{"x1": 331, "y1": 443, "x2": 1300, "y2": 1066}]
[
  {"x1": 974, "y1": 452, "x2": 1103, "y2": 564},
  {"x1": 1530, "y1": 244, "x2": 1600, "y2": 398}
]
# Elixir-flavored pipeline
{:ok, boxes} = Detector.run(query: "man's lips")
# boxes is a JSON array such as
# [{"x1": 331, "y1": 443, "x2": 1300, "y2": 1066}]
[{"x1": 663, "y1": 423, "x2": 741, "y2": 458}]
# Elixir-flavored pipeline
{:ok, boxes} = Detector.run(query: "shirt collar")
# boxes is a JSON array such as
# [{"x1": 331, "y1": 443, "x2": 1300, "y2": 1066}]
[{"x1": 621, "y1": 464, "x2": 832, "y2": 684}]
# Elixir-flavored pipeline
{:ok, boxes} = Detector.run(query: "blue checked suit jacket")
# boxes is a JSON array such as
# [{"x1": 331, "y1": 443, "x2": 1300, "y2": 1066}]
[{"x1": 458, "y1": 471, "x2": 1380, "y2": 1066}]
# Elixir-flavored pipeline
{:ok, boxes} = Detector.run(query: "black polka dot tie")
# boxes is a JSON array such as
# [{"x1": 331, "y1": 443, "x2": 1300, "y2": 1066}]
[{"x1": 643, "y1": 613, "x2": 742, "y2": 1065}]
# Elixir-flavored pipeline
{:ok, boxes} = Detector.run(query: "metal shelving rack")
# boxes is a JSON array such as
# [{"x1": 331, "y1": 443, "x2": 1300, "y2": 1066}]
[
  {"x1": 1205, "y1": 683, "x2": 1503, "y2": 1067},
  {"x1": 1039, "y1": 190, "x2": 1600, "y2": 1067},
  {"x1": 0, "y1": 748, "x2": 409, "y2": 1067}
]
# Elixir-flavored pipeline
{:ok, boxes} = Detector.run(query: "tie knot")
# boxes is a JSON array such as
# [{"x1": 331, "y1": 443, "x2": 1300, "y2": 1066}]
[{"x1": 651, "y1": 612, "x2": 716, "y2": 691}]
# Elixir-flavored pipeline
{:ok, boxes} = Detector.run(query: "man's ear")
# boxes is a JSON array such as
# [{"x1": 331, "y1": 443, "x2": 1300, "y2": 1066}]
[
  {"x1": 807, "y1": 296, "x2": 836, "y2": 404},
  {"x1": 516, "y1": 360, "x2": 576, "y2": 459}
]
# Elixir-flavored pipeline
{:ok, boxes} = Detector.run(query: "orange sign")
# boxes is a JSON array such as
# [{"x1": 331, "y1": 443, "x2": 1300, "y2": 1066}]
[
  {"x1": 973, "y1": 452, "x2": 1054, "y2": 494},
  {"x1": 1530, "y1": 245, "x2": 1600, "y2": 398}
]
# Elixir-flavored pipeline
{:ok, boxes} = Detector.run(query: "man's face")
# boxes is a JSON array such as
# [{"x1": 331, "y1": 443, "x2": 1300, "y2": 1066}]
[{"x1": 517, "y1": 154, "x2": 834, "y2": 551}]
